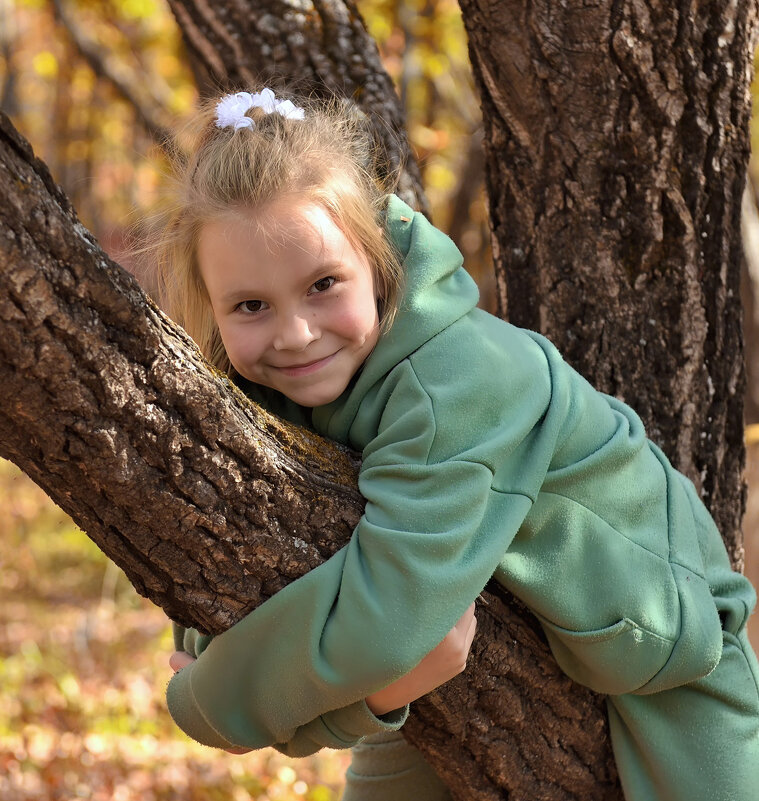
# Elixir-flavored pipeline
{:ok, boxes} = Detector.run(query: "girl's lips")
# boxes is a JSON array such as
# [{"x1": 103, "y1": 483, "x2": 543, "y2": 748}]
[{"x1": 273, "y1": 351, "x2": 338, "y2": 377}]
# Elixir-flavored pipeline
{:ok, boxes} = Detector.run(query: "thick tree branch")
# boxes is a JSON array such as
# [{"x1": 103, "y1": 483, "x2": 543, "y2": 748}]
[
  {"x1": 0, "y1": 109, "x2": 363, "y2": 634},
  {"x1": 0, "y1": 108, "x2": 621, "y2": 800}
]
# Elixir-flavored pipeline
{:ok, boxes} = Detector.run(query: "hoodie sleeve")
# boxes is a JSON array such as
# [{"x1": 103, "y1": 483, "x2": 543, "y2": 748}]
[
  {"x1": 168, "y1": 655, "x2": 408, "y2": 754},
  {"x1": 165, "y1": 353, "x2": 544, "y2": 751},
  {"x1": 169, "y1": 621, "x2": 408, "y2": 754}
]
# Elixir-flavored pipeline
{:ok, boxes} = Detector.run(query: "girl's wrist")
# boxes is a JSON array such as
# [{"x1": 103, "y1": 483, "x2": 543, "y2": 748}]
[{"x1": 365, "y1": 687, "x2": 404, "y2": 716}]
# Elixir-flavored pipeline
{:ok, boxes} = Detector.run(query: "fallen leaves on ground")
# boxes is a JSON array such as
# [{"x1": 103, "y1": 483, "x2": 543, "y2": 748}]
[{"x1": 0, "y1": 460, "x2": 350, "y2": 801}]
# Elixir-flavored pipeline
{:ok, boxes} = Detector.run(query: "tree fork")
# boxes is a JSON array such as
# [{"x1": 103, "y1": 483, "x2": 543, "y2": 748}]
[
  {"x1": 4, "y1": 0, "x2": 756, "y2": 796},
  {"x1": 0, "y1": 109, "x2": 623, "y2": 798}
]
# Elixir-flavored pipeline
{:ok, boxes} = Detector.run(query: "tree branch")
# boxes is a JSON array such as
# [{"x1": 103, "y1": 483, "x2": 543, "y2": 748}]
[
  {"x1": 51, "y1": 0, "x2": 173, "y2": 144},
  {"x1": 0, "y1": 108, "x2": 362, "y2": 634}
]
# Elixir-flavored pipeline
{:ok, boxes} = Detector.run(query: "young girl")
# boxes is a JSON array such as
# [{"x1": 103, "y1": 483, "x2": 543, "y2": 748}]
[{"x1": 157, "y1": 87, "x2": 759, "y2": 801}]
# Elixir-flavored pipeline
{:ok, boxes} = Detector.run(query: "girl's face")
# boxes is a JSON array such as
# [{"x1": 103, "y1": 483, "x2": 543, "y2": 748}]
[{"x1": 197, "y1": 198, "x2": 380, "y2": 407}]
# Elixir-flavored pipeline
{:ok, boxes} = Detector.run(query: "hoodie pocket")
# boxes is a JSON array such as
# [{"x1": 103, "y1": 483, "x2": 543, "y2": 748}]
[{"x1": 537, "y1": 615, "x2": 676, "y2": 695}]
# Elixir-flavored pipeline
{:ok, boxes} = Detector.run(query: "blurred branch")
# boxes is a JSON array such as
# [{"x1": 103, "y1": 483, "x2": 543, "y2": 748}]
[
  {"x1": 50, "y1": 0, "x2": 172, "y2": 143},
  {"x1": 446, "y1": 125, "x2": 485, "y2": 248},
  {"x1": 0, "y1": 0, "x2": 18, "y2": 116}
]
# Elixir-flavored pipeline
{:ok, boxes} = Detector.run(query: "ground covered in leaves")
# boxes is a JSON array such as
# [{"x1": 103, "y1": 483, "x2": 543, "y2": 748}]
[{"x1": 0, "y1": 461, "x2": 350, "y2": 801}]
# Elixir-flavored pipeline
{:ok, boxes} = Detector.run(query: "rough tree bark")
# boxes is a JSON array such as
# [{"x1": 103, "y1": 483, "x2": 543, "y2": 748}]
[
  {"x1": 1, "y1": 0, "x2": 756, "y2": 798},
  {"x1": 461, "y1": 0, "x2": 757, "y2": 567}
]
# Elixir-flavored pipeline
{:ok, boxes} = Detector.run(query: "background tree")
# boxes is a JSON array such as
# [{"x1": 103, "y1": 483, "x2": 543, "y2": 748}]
[
  {"x1": 1, "y1": 0, "x2": 758, "y2": 799},
  {"x1": 460, "y1": 0, "x2": 753, "y2": 566}
]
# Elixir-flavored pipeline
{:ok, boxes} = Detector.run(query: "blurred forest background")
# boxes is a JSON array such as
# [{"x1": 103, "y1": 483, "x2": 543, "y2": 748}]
[{"x1": 0, "y1": 0, "x2": 758, "y2": 798}]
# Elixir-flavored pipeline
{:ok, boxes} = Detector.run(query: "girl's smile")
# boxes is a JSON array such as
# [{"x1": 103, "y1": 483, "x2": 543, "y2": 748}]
[
  {"x1": 197, "y1": 198, "x2": 380, "y2": 407},
  {"x1": 272, "y1": 351, "x2": 339, "y2": 376}
]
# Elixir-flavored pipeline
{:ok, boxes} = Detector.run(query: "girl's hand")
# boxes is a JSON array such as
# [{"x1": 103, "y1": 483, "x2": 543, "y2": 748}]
[
  {"x1": 365, "y1": 602, "x2": 477, "y2": 716},
  {"x1": 169, "y1": 651, "x2": 252, "y2": 754}
]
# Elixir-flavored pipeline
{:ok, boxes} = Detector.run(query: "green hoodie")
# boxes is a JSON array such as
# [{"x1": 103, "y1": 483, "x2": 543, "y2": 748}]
[{"x1": 168, "y1": 197, "x2": 758, "y2": 796}]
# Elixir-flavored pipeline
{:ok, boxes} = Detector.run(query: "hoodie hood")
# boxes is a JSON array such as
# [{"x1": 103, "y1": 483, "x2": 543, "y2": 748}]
[
  {"x1": 311, "y1": 195, "x2": 480, "y2": 438},
  {"x1": 373, "y1": 194, "x2": 480, "y2": 373}
]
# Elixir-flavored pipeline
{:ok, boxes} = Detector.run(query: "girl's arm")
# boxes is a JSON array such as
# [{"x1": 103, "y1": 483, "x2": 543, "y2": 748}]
[
  {"x1": 164, "y1": 331, "x2": 547, "y2": 752},
  {"x1": 365, "y1": 601, "x2": 476, "y2": 715},
  {"x1": 169, "y1": 603, "x2": 477, "y2": 754}
]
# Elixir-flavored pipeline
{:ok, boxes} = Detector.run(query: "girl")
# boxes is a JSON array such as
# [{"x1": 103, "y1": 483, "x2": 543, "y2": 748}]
[{"x1": 157, "y1": 87, "x2": 759, "y2": 800}]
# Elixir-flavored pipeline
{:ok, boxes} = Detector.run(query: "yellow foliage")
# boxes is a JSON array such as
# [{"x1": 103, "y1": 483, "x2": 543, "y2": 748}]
[
  {"x1": 32, "y1": 50, "x2": 57, "y2": 78},
  {"x1": 425, "y1": 160, "x2": 456, "y2": 195},
  {"x1": 0, "y1": 460, "x2": 350, "y2": 799},
  {"x1": 746, "y1": 424, "x2": 759, "y2": 446},
  {"x1": 120, "y1": 0, "x2": 160, "y2": 20}
]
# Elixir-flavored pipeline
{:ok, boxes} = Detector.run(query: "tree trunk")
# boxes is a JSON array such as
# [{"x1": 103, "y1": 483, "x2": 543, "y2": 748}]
[
  {"x1": 164, "y1": 0, "x2": 427, "y2": 214},
  {"x1": 1, "y1": 0, "x2": 756, "y2": 798},
  {"x1": 461, "y1": 0, "x2": 757, "y2": 568}
]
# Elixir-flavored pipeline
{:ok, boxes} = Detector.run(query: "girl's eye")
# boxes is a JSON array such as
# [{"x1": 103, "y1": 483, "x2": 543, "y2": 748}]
[
  {"x1": 237, "y1": 299, "x2": 267, "y2": 314},
  {"x1": 310, "y1": 276, "x2": 336, "y2": 294}
]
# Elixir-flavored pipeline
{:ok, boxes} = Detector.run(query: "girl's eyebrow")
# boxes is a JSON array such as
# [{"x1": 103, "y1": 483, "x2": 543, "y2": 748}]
[
  {"x1": 306, "y1": 262, "x2": 344, "y2": 280},
  {"x1": 219, "y1": 264, "x2": 343, "y2": 303},
  {"x1": 220, "y1": 288, "x2": 263, "y2": 303}
]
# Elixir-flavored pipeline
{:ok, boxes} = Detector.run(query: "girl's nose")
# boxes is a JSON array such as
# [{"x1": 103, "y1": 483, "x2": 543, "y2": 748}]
[{"x1": 273, "y1": 313, "x2": 317, "y2": 351}]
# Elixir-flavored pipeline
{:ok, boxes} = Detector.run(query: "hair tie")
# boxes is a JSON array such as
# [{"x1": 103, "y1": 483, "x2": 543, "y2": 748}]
[{"x1": 214, "y1": 88, "x2": 305, "y2": 130}]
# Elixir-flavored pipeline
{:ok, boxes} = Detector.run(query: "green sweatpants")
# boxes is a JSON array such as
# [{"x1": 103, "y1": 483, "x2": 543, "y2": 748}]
[
  {"x1": 608, "y1": 628, "x2": 759, "y2": 801},
  {"x1": 342, "y1": 730, "x2": 451, "y2": 801}
]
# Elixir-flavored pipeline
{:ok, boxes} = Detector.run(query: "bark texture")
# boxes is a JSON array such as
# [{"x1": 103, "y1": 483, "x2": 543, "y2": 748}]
[
  {"x1": 0, "y1": 110, "x2": 364, "y2": 635},
  {"x1": 0, "y1": 106, "x2": 623, "y2": 800},
  {"x1": 1, "y1": 0, "x2": 756, "y2": 797},
  {"x1": 461, "y1": 0, "x2": 757, "y2": 569},
  {"x1": 166, "y1": 0, "x2": 427, "y2": 213}
]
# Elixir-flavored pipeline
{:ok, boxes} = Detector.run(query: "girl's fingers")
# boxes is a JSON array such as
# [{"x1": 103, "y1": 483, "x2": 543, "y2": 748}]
[
  {"x1": 169, "y1": 651, "x2": 196, "y2": 672},
  {"x1": 466, "y1": 610, "x2": 478, "y2": 650},
  {"x1": 168, "y1": 651, "x2": 250, "y2": 753},
  {"x1": 459, "y1": 603, "x2": 477, "y2": 655}
]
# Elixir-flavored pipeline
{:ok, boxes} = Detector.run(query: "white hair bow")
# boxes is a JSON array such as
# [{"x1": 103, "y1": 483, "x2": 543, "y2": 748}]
[{"x1": 215, "y1": 88, "x2": 305, "y2": 130}]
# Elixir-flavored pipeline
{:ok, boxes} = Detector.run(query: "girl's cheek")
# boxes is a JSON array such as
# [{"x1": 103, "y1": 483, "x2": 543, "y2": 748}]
[
  {"x1": 339, "y1": 293, "x2": 379, "y2": 329},
  {"x1": 342, "y1": 313, "x2": 375, "y2": 339},
  {"x1": 236, "y1": 338, "x2": 264, "y2": 364},
  {"x1": 223, "y1": 328, "x2": 257, "y2": 365}
]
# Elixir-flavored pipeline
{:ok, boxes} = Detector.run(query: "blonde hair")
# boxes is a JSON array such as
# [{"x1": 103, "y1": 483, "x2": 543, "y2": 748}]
[{"x1": 144, "y1": 89, "x2": 403, "y2": 376}]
